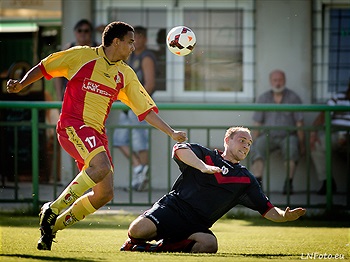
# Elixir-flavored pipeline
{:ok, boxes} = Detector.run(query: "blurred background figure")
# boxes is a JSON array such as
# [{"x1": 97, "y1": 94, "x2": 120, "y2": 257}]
[
  {"x1": 250, "y1": 70, "x2": 305, "y2": 194},
  {"x1": 55, "y1": 19, "x2": 98, "y2": 100},
  {"x1": 113, "y1": 26, "x2": 157, "y2": 191},
  {"x1": 310, "y1": 80, "x2": 350, "y2": 195},
  {"x1": 154, "y1": 28, "x2": 166, "y2": 91}
]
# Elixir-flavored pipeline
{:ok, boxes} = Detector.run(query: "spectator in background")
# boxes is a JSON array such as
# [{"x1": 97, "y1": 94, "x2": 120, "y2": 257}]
[
  {"x1": 154, "y1": 28, "x2": 167, "y2": 91},
  {"x1": 55, "y1": 19, "x2": 98, "y2": 100},
  {"x1": 310, "y1": 81, "x2": 350, "y2": 195},
  {"x1": 250, "y1": 70, "x2": 305, "y2": 194},
  {"x1": 113, "y1": 26, "x2": 157, "y2": 191}
]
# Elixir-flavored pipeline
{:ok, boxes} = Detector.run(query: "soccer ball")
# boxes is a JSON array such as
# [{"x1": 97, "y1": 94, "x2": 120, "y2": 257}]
[{"x1": 166, "y1": 26, "x2": 196, "y2": 56}]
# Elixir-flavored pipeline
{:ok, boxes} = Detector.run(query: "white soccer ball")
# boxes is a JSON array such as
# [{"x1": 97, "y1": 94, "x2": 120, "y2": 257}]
[{"x1": 166, "y1": 26, "x2": 196, "y2": 56}]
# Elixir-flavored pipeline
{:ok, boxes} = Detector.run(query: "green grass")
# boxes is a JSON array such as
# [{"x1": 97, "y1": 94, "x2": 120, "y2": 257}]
[{"x1": 0, "y1": 212, "x2": 349, "y2": 262}]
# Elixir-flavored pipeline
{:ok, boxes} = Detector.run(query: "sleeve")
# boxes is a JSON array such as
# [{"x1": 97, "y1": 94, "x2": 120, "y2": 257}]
[
  {"x1": 117, "y1": 66, "x2": 158, "y2": 121},
  {"x1": 172, "y1": 143, "x2": 206, "y2": 170},
  {"x1": 39, "y1": 47, "x2": 83, "y2": 80},
  {"x1": 172, "y1": 143, "x2": 191, "y2": 171},
  {"x1": 238, "y1": 176, "x2": 274, "y2": 215}
]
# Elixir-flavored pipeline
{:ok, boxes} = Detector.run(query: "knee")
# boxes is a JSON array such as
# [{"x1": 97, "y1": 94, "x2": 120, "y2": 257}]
[
  {"x1": 191, "y1": 233, "x2": 218, "y2": 253},
  {"x1": 199, "y1": 239, "x2": 218, "y2": 253},
  {"x1": 128, "y1": 217, "x2": 153, "y2": 239},
  {"x1": 97, "y1": 163, "x2": 113, "y2": 181},
  {"x1": 93, "y1": 183, "x2": 114, "y2": 204},
  {"x1": 89, "y1": 161, "x2": 113, "y2": 183},
  {"x1": 100, "y1": 187, "x2": 114, "y2": 204},
  {"x1": 129, "y1": 219, "x2": 146, "y2": 238},
  {"x1": 194, "y1": 241, "x2": 217, "y2": 253}
]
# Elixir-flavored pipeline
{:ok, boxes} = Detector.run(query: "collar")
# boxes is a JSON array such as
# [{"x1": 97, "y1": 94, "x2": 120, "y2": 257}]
[
  {"x1": 215, "y1": 149, "x2": 239, "y2": 167},
  {"x1": 97, "y1": 46, "x2": 120, "y2": 65}
]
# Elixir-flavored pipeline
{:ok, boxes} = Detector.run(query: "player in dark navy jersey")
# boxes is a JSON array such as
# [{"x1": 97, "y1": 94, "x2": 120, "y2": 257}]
[{"x1": 120, "y1": 126, "x2": 306, "y2": 253}]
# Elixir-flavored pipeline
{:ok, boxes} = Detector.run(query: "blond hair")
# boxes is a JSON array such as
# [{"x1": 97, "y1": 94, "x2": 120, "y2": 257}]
[{"x1": 224, "y1": 126, "x2": 251, "y2": 146}]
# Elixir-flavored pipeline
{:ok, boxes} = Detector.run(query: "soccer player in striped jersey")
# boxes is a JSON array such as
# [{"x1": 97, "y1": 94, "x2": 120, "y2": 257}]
[{"x1": 6, "y1": 21, "x2": 187, "y2": 250}]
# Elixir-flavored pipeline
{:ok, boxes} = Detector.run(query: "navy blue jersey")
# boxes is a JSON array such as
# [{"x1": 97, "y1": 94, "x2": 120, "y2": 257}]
[{"x1": 169, "y1": 143, "x2": 274, "y2": 228}]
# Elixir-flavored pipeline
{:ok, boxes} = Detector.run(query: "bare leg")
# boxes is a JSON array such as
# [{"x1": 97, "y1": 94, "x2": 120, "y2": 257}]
[
  {"x1": 118, "y1": 145, "x2": 141, "y2": 167},
  {"x1": 287, "y1": 160, "x2": 296, "y2": 179},
  {"x1": 138, "y1": 150, "x2": 149, "y2": 166}
]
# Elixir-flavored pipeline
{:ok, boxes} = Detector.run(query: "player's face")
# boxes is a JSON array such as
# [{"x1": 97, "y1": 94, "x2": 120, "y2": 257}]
[
  {"x1": 116, "y1": 31, "x2": 135, "y2": 61},
  {"x1": 226, "y1": 131, "x2": 252, "y2": 162}
]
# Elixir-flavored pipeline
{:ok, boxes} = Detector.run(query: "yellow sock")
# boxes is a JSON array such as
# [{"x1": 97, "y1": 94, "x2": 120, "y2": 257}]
[
  {"x1": 50, "y1": 170, "x2": 96, "y2": 214},
  {"x1": 53, "y1": 194, "x2": 96, "y2": 233}
]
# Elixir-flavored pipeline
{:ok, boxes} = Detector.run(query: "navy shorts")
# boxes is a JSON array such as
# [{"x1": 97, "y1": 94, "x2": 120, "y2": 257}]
[{"x1": 142, "y1": 195, "x2": 214, "y2": 241}]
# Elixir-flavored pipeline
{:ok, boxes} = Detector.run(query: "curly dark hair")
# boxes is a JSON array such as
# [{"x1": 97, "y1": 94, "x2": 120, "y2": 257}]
[{"x1": 102, "y1": 21, "x2": 134, "y2": 47}]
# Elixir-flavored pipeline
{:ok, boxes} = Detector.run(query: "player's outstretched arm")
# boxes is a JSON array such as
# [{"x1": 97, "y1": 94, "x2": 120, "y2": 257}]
[
  {"x1": 144, "y1": 110, "x2": 187, "y2": 142},
  {"x1": 264, "y1": 206, "x2": 306, "y2": 222},
  {"x1": 175, "y1": 147, "x2": 222, "y2": 174},
  {"x1": 7, "y1": 64, "x2": 44, "y2": 93}
]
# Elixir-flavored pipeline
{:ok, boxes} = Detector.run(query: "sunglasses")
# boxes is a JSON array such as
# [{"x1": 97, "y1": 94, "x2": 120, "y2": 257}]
[{"x1": 77, "y1": 28, "x2": 91, "y2": 33}]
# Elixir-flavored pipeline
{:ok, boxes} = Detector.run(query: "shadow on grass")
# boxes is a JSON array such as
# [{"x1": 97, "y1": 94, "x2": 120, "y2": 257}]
[
  {"x1": 0, "y1": 213, "x2": 133, "y2": 230},
  {"x1": 0, "y1": 254, "x2": 96, "y2": 262},
  {"x1": 1, "y1": 209, "x2": 349, "y2": 229}
]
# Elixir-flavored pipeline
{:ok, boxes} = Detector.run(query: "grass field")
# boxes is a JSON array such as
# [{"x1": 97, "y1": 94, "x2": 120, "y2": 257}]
[{"x1": 0, "y1": 212, "x2": 349, "y2": 262}]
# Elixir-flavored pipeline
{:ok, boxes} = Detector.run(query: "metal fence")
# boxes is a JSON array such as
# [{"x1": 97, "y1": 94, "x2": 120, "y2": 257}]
[{"x1": 0, "y1": 101, "x2": 349, "y2": 213}]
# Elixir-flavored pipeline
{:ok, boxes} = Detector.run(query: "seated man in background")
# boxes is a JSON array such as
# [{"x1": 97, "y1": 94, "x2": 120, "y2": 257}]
[
  {"x1": 310, "y1": 81, "x2": 350, "y2": 195},
  {"x1": 120, "y1": 126, "x2": 306, "y2": 253},
  {"x1": 250, "y1": 70, "x2": 305, "y2": 194}
]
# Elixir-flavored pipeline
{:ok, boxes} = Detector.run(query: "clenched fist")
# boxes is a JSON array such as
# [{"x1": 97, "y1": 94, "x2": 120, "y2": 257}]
[{"x1": 7, "y1": 79, "x2": 23, "y2": 93}]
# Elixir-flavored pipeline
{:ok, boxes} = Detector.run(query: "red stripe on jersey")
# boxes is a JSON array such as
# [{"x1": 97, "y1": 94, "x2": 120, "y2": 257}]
[
  {"x1": 60, "y1": 60, "x2": 96, "y2": 127},
  {"x1": 39, "y1": 62, "x2": 53, "y2": 80},
  {"x1": 205, "y1": 155, "x2": 251, "y2": 184},
  {"x1": 115, "y1": 71, "x2": 124, "y2": 95}
]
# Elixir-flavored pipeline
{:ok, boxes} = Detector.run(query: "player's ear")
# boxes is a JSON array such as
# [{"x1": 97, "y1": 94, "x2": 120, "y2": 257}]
[
  {"x1": 224, "y1": 136, "x2": 229, "y2": 146},
  {"x1": 113, "y1": 38, "x2": 120, "y2": 46}
]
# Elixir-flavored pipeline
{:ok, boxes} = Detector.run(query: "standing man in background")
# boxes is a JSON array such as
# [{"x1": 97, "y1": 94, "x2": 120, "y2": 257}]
[
  {"x1": 154, "y1": 28, "x2": 167, "y2": 91},
  {"x1": 113, "y1": 26, "x2": 157, "y2": 191},
  {"x1": 310, "y1": 81, "x2": 350, "y2": 194},
  {"x1": 250, "y1": 70, "x2": 305, "y2": 194}
]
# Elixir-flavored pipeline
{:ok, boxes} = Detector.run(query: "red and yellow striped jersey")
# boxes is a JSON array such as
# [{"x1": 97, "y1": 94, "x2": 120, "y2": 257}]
[{"x1": 39, "y1": 45, "x2": 158, "y2": 134}]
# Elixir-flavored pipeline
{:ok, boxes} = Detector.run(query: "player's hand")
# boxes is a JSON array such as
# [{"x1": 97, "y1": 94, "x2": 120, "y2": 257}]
[
  {"x1": 7, "y1": 79, "x2": 23, "y2": 93},
  {"x1": 283, "y1": 207, "x2": 306, "y2": 221},
  {"x1": 171, "y1": 130, "x2": 188, "y2": 143},
  {"x1": 200, "y1": 164, "x2": 222, "y2": 174}
]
